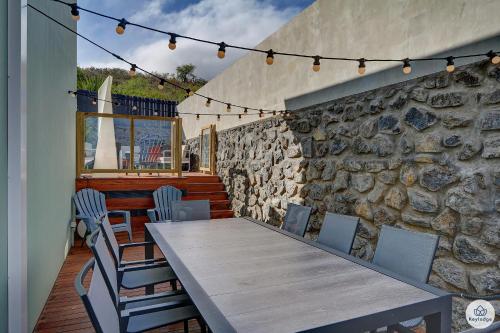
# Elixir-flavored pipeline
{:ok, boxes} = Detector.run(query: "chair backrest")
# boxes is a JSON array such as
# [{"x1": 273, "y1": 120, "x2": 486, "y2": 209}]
[
  {"x1": 99, "y1": 216, "x2": 120, "y2": 267},
  {"x1": 87, "y1": 229, "x2": 119, "y2": 306},
  {"x1": 75, "y1": 258, "x2": 120, "y2": 333},
  {"x1": 153, "y1": 185, "x2": 183, "y2": 221},
  {"x1": 317, "y1": 212, "x2": 359, "y2": 254},
  {"x1": 171, "y1": 200, "x2": 210, "y2": 222},
  {"x1": 73, "y1": 188, "x2": 107, "y2": 219},
  {"x1": 373, "y1": 225, "x2": 439, "y2": 283},
  {"x1": 282, "y1": 203, "x2": 312, "y2": 237}
]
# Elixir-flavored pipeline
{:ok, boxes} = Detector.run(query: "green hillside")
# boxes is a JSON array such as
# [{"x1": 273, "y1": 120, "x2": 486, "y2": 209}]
[{"x1": 77, "y1": 64, "x2": 206, "y2": 102}]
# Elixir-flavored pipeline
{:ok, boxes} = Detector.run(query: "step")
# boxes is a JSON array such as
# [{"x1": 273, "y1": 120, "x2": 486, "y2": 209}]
[
  {"x1": 186, "y1": 183, "x2": 225, "y2": 192},
  {"x1": 109, "y1": 210, "x2": 234, "y2": 227},
  {"x1": 107, "y1": 198, "x2": 230, "y2": 211},
  {"x1": 183, "y1": 191, "x2": 228, "y2": 200}
]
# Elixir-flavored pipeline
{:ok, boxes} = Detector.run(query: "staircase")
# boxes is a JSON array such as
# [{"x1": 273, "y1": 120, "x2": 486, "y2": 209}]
[{"x1": 75, "y1": 174, "x2": 234, "y2": 229}]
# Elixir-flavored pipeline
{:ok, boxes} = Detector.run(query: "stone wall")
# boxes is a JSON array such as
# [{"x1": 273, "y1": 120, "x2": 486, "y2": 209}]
[{"x1": 186, "y1": 60, "x2": 500, "y2": 331}]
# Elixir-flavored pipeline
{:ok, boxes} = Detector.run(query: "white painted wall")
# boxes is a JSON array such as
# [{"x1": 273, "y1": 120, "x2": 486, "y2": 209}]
[{"x1": 179, "y1": 0, "x2": 500, "y2": 139}]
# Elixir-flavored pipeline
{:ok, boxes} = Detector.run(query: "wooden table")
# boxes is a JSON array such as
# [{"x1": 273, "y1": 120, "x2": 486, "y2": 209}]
[{"x1": 145, "y1": 218, "x2": 451, "y2": 333}]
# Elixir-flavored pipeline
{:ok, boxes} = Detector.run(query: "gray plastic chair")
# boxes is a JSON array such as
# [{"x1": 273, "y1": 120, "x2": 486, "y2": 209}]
[
  {"x1": 75, "y1": 258, "x2": 204, "y2": 333},
  {"x1": 282, "y1": 203, "x2": 312, "y2": 237},
  {"x1": 317, "y1": 212, "x2": 359, "y2": 254},
  {"x1": 147, "y1": 185, "x2": 183, "y2": 222},
  {"x1": 171, "y1": 200, "x2": 211, "y2": 222},
  {"x1": 73, "y1": 188, "x2": 132, "y2": 240},
  {"x1": 88, "y1": 229, "x2": 178, "y2": 303},
  {"x1": 372, "y1": 225, "x2": 439, "y2": 332}
]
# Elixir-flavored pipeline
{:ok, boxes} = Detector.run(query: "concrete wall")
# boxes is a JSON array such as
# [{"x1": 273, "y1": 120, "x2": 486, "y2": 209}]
[
  {"x1": 26, "y1": 0, "x2": 76, "y2": 329},
  {"x1": 179, "y1": 0, "x2": 500, "y2": 139},
  {"x1": 0, "y1": 1, "x2": 8, "y2": 331}
]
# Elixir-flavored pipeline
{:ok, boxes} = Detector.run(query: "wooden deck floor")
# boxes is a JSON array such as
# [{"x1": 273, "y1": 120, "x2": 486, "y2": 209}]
[{"x1": 34, "y1": 229, "x2": 203, "y2": 333}]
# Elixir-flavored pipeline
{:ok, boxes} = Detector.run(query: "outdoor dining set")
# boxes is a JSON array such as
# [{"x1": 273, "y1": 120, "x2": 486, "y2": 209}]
[{"x1": 72, "y1": 185, "x2": 451, "y2": 333}]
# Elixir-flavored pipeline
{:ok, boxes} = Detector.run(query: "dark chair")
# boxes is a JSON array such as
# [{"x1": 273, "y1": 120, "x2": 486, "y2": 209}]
[
  {"x1": 317, "y1": 212, "x2": 359, "y2": 254},
  {"x1": 282, "y1": 203, "x2": 312, "y2": 237},
  {"x1": 73, "y1": 188, "x2": 132, "y2": 240},
  {"x1": 147, "y1": 185, "x2": 183, "y2": 223},
  {"x1": 99, "y1": 215, "x2": 165, "y2": 268},
  {"x1": 88, "y1": 228, "x2": 178, "y2": 302},
  {"x1": 171, "y1": 200, "x2": 211, "y2": 222},
  {"x1": 372, "y1": 225, "x2": 439, "y2": 333},
  {"x1": 75, "y1": 258, "x2": 204, "y2": 333}
]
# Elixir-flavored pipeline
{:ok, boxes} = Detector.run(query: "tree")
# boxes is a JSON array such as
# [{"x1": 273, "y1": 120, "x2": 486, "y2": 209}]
[{"x1": 176, "y1": 64, "x2": 196, "y2": 82}]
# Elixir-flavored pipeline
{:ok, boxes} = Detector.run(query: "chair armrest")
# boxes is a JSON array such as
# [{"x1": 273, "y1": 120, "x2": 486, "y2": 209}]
[
  {"x1": 147, "y1": 209, "x2": 158, "y2": 223},
  {"x1": 121, "y1": 299, "x2": 192, "y2": 318},
  {"x1": 118, "y1": 261, "x2": 168, "y2": 273},
  {"x1": 120, "y1": 290, "x2": 185, "y2": 305},
  {"x1": 120, "y1": 258, "x2": 166, "y2": 266},
  {"x1": 108, "y1": 210, "x2": 130, "y2": 217}
]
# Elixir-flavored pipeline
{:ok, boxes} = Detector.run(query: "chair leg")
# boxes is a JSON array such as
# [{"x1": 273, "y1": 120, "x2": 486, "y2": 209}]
[
  {"x1": 183, "y1": 320, "x2": 189, "y2": 333},
  {"x1": 170, "y1": 280, "x2": 177, "y2": 291}
]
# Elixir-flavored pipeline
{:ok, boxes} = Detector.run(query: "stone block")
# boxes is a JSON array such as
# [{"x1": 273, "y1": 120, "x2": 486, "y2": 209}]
[
  {"x1": 428, "y1": 92, "x2": 467, "y2": 108},
  {"x1": 453, "y1": 235, "x2": 497, "y2": 264},
  {"x1": 408, "y1": 188, "x2": 439, "y2": 213},
  {"x1": 480, "y1": 111, "x2": 500, "y2": 130},
  {"x1": 401, "y1": 211, "x2": 431, "y2": 227},
  {"x1": 419, "y1": 165, "x2": 459, "y2": 191},
  {"x1": 404, "y1": 107, "x2": 438, "y2": 131},
  {"x1": 482, "y1": 135, "x2": 500, "y2": 158},
  {"x1": 384, "y1": 186, "x2": 407, "y2": 210},
  {"x1": 431, "y1": 208, "x2": 458, "y2": 236},
  {"x1": 415, "y1": 133, "x2": 442, "y2": 153},
  {"x1": 470, "y1": 268, "x2": 500, "y2": 294},
  {"x1": 432, "y1": 258, "x2": 468, "y2": 290},
  {"x1": 351, "y1": 173, "x2": 374, "y2": 193}
]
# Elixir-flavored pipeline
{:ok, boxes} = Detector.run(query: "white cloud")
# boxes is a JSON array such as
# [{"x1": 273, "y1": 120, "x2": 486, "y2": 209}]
[{"x1": 82, "y1": 0, "x2": 300, "y2": 79}]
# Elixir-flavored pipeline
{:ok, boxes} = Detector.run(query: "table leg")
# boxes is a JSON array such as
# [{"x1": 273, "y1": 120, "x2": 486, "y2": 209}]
[{"x1": 144, "y1": 226, "x2": 154, "y2": 295}]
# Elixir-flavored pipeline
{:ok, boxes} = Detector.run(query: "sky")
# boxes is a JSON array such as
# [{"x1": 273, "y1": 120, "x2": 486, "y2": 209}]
[{"x1": 76, "y1": 0, "x2": 315, "y2": 80}]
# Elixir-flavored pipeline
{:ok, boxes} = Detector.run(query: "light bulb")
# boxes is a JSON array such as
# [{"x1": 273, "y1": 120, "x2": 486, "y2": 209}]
[
  {"x1": 68, "y1": 90, "x2": 76, "y2": 97},
  {"x1": 196, "y1": 114, "x2": 200, "y2": 120},
  {"x1": 132, "y1": 105, "x2": 137, "y2": 111},
  {"x1": 168, "y1": 35, "x2": 176, "y2": 50},
  {"x1": 238, "y1": 114, "x2": 242, "y2": 119},
  {"x1": 205, "y1": 98, "x2": 211, "y2": 107},
  {"x1": 226, "y1": 104, "x2": 231, "y2": 112},
  {"x1": 217, "y1": 42, "x2": 226, "y2": 59},
  {"x1": 272, "y1": 110, "x2": 276, "y2": 116},
  {"x1": 259, "y1": 109, "x2": 263, "y2": 118},
  {"x1": 488, "y1": 51, "x2": 500, "y2": 64},
  {"x1": 266, "y1": 49, "x2": 274, "y2": 65},
  {"x1": 92, "y1": 98, "x2": 97, "y2": 105},
  {"x1": 402, "y1": 59, "x2": 411, "y2": 74},
  {"x1": 116, "y1": 19, "x2": 127, "y2": 35},
  {"x1": 71, "y1": 5, "x2": 80, "y2": 21},
  {"x1": 158, "y1": 79, "x2": 165, "y2": 90},
  {"x1": 446, "y1": 57, "x2": 455, "y2": 73},
  {"x1": 312, "y1": 56, "x2": 321, "y2": 72},
  {"x1": 358, "y1": 58, "x2": 366, "y2": 75},
  {"x1": 129, "y1": 64, "x2": 136, "y2": 76},
  {"x1": 217, "y1": 114, "x2": 221, "y2": 121},
  {"x1": 186, "y1": 89, "x2": 193, "y2": 96},
  {"x1": 243, "y1": 108, "x2": 248, "y2": 114}
]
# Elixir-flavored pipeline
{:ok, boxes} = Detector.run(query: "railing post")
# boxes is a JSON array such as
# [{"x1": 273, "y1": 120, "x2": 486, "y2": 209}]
[
  {"x1": 176, "y1": 118, "x2": 182, "y2": 177},
  {"x1": 75, "y1": 112, "x2": 84, "y2": 177}
]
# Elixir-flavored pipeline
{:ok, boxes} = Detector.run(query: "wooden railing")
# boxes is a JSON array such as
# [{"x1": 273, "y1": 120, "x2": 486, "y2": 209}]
[{"x1": 76, "y1": 112, "x2": 182, "y2": 177}]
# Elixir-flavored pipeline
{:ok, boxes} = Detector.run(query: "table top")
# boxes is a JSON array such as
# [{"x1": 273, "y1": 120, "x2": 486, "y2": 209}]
[{"x1": 146, "y1": 218, "x2": 446, "y2": 333}]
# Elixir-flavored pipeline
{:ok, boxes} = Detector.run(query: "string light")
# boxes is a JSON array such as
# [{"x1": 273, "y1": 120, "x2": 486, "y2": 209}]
[
  {"x1": 272, "y1": 110, "x2": 276, "y2": 116},
  {"x1": 259, "y1": 109, "x2": 263, "y2": 118},
  {"x1": 35, "y1": 3, "x2": 500, "y2": 123},
  {"x1": 312, "y1": 56, "x2": 321, "y2": 72},
  {"x1": 196, "y1": 114, "x2": 200, "y2": 120},
  {"x1": 217, "y1": 42, "x2": 226, "y2": 59},
  {"x1": 226, "y1": 103, "x2": 231, "y2": 112},
  {"x1": 238, "y1": 114, "x2": 242, "y2": 119},
  {"x1": 70, "y1": 4, "x2": 80, "y2": 21},
  {"x1": 68, "y1": 90, "x2": 76, "y2": 97},
  {"x1": 116, "y1": 18, "x2": 127, "y2": 35},
  {"x1": 186, "y1": 89, "x2": 194, "y2": 97},
  {"x1": 92, "y1": 98, "x2": 97, "y2": 105},
  {"x1": 217, "y1": 114, "x2": 221, "y2": 121},
  {"x1": 266, "y1": 49, "x2": 274, "y2": 65},
  {"x1": 487, "y1": 50, "x2": 500, "y2": 65},
  {"x1": 158, "y1": 79, "x2": 165, "y2": 90},
  {"x1": 205, "y1": 98, "x2": 211, "y2": 107},
  {"x1": 52, "y1": 0, "x2": 500, "y2": 77},
  {"x1": 168, "y1": 34, "x2": 177, "y2": 50},
  {"x1": 357, "y1": 58, "x2": 366, "y2": 75},
  {"x1": 446, "y1": 57, "x2": 455, "y2": 73},
  {"x1": 129, "y1": 64, "x2": 137, "y2": 76},
  {"x1": 132, "y1": 105, "x2": 137, "y2": 111},
  {"x1": 244, "y1": 108, "x2": 248, "y2": 114},
  {"x1": 402, "y1": 58, "x2": 411, "y2": 74}
]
